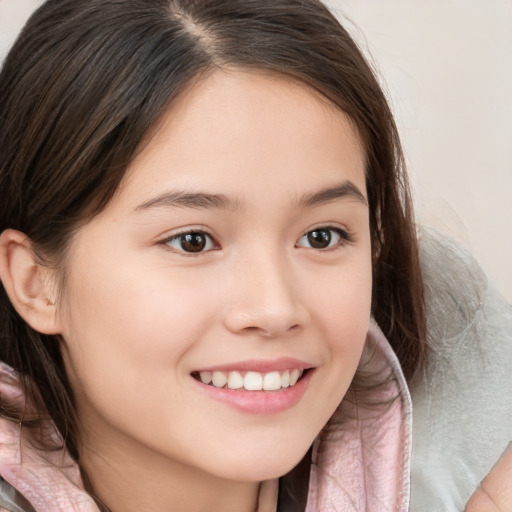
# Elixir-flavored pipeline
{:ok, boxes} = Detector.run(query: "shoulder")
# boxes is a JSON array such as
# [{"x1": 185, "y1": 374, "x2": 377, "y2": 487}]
[{"x1": 409, "y1": 229, "x2": 512, "y2": 511}]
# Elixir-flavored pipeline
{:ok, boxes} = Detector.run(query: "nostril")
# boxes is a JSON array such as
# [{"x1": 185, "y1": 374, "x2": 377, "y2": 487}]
[
  {"x1": 223, "y1": 299, "x2": 309, "y2": 337},
  {"x1": 242, "y1": 323, "x2": 301, "y2": 337}
]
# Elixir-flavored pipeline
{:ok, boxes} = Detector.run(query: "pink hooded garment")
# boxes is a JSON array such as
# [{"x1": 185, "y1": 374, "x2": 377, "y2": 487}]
[
  {"x1": 305, "y1": 320, "x2": 411, "y2": 512},
  {"x1": 0, "y1": 320, "x2": 412, "y2": 512}
]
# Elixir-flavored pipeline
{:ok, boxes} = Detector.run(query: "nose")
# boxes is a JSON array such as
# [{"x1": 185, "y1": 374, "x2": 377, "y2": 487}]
[{"x1": 222, "y1": 249, "x2": 309, "y2": 338}]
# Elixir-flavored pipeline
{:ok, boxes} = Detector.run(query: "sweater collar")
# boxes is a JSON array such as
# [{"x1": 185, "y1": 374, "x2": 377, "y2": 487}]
[{"x1": 306, "y1": 319, "x2": 412, "y2": 511}]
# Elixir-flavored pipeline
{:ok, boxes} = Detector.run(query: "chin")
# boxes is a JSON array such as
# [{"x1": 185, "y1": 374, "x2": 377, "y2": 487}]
[{"x1": 211, "y1": 443, "x2": 311, "y2": 483}]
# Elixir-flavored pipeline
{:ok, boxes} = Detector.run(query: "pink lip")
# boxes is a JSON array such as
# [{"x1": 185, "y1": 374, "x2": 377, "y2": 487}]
[
  {"x1": 193, "y1": 357, "x2": 313, "y2": 374},
  {"x1": 191, "y1": 368, "x2": 314, "y2": 415}
]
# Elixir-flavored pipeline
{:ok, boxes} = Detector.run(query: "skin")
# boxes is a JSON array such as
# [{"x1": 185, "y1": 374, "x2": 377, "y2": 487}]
[
  {"x1": 0, "y1": 70, "x2": 510, "y2": 512},
  {"x1": 0, "y1": 70, "x2": 373, "y2": 511},
  {"x1": 465, "y1": 444, "x2": 512, "y2": 512}
]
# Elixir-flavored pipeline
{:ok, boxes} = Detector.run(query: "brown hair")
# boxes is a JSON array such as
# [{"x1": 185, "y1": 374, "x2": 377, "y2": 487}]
[{"x1": 0, "y1": 0, "x2": 425, "y2": 509}]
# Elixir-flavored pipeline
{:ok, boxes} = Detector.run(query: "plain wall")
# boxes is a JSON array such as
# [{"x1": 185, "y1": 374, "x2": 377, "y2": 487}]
[
  {"x1": 327, "y1": 0, "x2": 512, "y2": 302},
  {"x1": 1, "y1": 0, "x2": 511, "y2": 301}
]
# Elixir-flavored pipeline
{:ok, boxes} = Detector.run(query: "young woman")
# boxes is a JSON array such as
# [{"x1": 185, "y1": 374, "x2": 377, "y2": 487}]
[{"x1": 0, "y1": 1, "x2": 511, "y2": 511}]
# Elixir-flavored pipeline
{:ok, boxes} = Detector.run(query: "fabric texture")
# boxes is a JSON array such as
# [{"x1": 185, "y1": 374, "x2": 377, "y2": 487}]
[
  {"x1": 305, "y1": 321, "x2": 412, "y2": 512},
  {"x1": 409, "y1": 230, "x2": 512, "y2": 511}
]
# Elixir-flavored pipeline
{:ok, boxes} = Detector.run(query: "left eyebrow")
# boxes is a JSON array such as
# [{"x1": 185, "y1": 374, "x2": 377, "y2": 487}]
[
  {"x1": 135, "y1": 191, "x2": 241, "y2": 211},
  {"x1": 297, "y1": 181, "x2": 368, "y2": 208}
]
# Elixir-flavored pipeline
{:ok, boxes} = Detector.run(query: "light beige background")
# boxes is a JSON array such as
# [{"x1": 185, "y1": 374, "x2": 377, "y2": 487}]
[{"x1": 1, "y1": 0, "x2": 511, "y2": 301}]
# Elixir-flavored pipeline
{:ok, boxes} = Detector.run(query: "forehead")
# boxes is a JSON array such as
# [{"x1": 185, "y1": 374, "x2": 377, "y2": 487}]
[{"x1": 117, "y1": 69, "x2": 366, "y2": 210}]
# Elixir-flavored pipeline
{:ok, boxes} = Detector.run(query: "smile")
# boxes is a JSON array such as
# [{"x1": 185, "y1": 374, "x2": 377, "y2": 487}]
[
  {"x1": 191, "y1": 367, "x2": 314, "y2": 414},
  {"x1": 192, "y1": 369, "x2": 305, "y2": 391}
]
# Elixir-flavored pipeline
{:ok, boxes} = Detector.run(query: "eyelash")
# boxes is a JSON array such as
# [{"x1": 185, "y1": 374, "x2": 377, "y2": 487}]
[{"x1": 159, "y1": 226, "x2": 353, "y2": 256}]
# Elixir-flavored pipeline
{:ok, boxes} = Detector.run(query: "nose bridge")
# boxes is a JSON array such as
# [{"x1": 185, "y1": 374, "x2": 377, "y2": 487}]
[{"x1": 223, "y1": 244, "x2": 307, "y2": 337}]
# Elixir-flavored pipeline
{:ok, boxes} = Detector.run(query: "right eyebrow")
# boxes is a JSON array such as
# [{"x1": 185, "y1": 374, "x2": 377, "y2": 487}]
[
  {"x1": 135, "y1": 190, "x2": 241, "y2": 212},
  {"x1": 297, "y1": 180, "x2": 368, "y2": 208}
]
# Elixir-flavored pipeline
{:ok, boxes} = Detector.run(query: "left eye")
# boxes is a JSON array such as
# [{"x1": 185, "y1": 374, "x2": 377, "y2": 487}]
[
  {"x1": 296, "y1": 227, "x2": 348, "y2": 250},
  {"x1": 163, "y1": 231, "x2": 217, "y2": 253}
]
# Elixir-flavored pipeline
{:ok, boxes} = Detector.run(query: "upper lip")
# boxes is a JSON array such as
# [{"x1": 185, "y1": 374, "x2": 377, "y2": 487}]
[{"x1": 193, "y1": 357, "x2": 314, "y2": 374}]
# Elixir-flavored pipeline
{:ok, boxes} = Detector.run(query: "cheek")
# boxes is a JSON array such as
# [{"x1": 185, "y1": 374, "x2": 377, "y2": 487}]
[
  {"x1": 57, "y1": 254, "x2": 219, "y2": 411},
  {"x1": 57, "y1": 264, "x2": 223, "y2": 460},
  {"x1": 62, "y1": 250, "x2": 213, "y2": 348},
  {"x1": 308, "y1": 251, "x2": 373, "y2": 391},
  {"x1": 310, "y1": 252, "x2": 372, "y2": 338}
]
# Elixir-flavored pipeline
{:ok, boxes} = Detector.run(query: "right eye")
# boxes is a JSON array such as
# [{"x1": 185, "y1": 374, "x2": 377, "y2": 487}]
[
  {"x1": 162, "y1": 231, "x2": 218, "y2": 254},
  {"x1": 296, "y1": 226, "x2": 352, "y2": 251}
]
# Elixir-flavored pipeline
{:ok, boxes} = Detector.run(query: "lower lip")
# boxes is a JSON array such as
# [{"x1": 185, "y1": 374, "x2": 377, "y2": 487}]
[{"x1": 192, "y1": 369, "x2": 314, "y2": 415}]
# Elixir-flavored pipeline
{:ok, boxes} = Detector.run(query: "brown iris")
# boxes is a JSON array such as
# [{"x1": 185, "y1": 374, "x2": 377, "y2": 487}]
[
  {"x1": 179, "y1": 232, "x2": 208, "y2": 252},
  {"x1": 307, "y1": 229, "x2": 332, "y2": 249}
]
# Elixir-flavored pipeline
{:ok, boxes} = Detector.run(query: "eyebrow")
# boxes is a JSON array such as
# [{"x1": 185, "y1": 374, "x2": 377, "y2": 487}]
[
  {"x1": 297, "y1": 181, "x2": 368, "y2": 208},
  {"x1": 136, "y1": 191, "x2": 240, "y2": 211},
  {"x1": 135, "y1": 180, "x2": 367, "y2": 212}
]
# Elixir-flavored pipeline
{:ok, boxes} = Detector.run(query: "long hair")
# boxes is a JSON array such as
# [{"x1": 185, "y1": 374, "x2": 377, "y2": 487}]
[{"x1": 0, "y1": 0, "x2": 425, "y2": 508}]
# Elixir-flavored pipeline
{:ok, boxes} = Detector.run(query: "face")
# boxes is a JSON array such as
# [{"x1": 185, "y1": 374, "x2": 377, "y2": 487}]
[{"x1": 56, "y1": 70, "x2": 372, "y2": 484}]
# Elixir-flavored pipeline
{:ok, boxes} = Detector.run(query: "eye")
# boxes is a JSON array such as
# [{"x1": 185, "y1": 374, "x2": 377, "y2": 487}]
[
  {"x1": 163, "y1": 231, "x2": 218, "y2": 254},
  {"x1": 296, "y1": 227, "x2": 351, "y2": 250}
]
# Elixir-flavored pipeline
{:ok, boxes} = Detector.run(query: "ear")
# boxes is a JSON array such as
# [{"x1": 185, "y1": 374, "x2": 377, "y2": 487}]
[{"x1": 0, "y1": 229, "x2": 62, "y2": 335}]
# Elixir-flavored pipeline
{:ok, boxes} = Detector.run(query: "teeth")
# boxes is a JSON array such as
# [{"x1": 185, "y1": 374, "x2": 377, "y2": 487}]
[
  {"x1": 200, "y1": 371, "x2": 212, "y2": 384},
  {"x1": 263, "y1": 371, "x2": 281, "y2": 391},
  {"x1": 198, "y1": 369, "x2": 305, "y2": 391},
  {"x1": 244, "y1": 371, "x2": 263, "y2": 391},
  {"x1": 212, "y1": 371, "x2": 227, "y2": 388},
  {"x1": 227, "y1": 371, "x2": 244, "y2": 389},
  {"x1": 289, "y1": 369, "x2": 301, "y2": 386}
]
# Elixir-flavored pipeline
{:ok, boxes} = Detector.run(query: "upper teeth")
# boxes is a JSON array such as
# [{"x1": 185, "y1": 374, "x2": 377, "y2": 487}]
[{"x1": 198, "y1": 369, "x2": 303, "y2": 391}]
